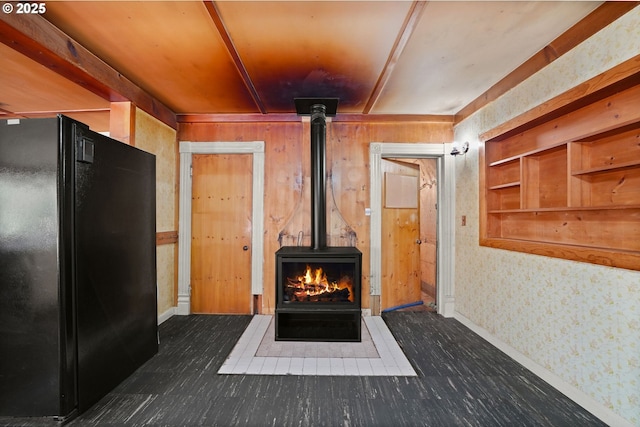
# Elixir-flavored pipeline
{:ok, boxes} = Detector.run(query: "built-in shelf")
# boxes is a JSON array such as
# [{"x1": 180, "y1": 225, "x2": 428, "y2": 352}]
[
  {"x1": 488, "y1": 181, "x2": 520, "y2": 190},
  {"x1": 484, "y1": 237, "x2": 640, "y2": 255},
  {"x1": 480, "y1": 75, "x2": 640, "y2": 271},
  {"x1": 488, "y1": 157, "x2": 520, "y2": 168},
  {"x1": 488, "y1": 141, "x2": 569, "y2": 167},
  {"x1": 572, "y1": 159, "x2": 640, "y2": 176},
  {"x1": 488, "y1": 204, "x2": 640, "y2": 214}
]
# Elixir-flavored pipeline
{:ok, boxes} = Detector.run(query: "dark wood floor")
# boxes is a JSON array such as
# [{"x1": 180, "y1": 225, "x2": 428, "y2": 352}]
[{"x1": 3, "y1": 312, "x2": 605, "y2": 426}]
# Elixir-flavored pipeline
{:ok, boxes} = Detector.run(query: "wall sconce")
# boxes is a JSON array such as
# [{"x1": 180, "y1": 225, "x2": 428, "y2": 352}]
[{"x1": 450, "y1": 141, "x2": 469, "y2": 156}]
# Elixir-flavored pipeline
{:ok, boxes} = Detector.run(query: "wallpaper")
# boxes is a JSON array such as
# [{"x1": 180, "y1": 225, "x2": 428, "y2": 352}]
[
  {"x1": 134, "y1": 109, "x2": 178, "y2": 317},
  {"x1": 453, "y1": 8, "x2": 640, "y2": 425}
]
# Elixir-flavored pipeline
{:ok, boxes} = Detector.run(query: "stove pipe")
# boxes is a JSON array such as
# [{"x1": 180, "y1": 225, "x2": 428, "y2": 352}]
[{"x1": 310, "y1": 104, "x2": 327, "y2": 250}]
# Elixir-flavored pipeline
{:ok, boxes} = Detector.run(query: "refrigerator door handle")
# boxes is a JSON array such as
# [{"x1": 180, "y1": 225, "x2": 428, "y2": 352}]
[{"x1": 76, "y1": 135, "x2": 94, "y2": 164}]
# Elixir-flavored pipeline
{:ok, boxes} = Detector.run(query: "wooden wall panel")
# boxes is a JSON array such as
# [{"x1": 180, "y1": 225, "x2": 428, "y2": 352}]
[
  {"x1": 179, "y1": 120, "x2": 453, "y2": 313},
  {"x1": 263, "y1": 123, "x2": 306, "y2": 311},
  {"x1": 328, "y1": 123, "x2": 370, "y2": 245},
  {"x1": 369, "y1": 121, "x2": 452, "y2": 143},
  {"x1": 328, "y1": 123, "x2": 371, "y2": 308},
  {"x1": 272, "y1": 122, "x2": 310, "y2": 248}
]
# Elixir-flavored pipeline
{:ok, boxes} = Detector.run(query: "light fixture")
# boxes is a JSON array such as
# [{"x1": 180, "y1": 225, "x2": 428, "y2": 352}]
[{"x1": 450, "y1": 141, "x2": 469, "y2": 156}]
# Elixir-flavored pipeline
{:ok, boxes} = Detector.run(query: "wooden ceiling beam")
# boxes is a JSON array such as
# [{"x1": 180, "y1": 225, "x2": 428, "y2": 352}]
[
  {"x1": 177, "y1": 113, "x2": 454, "y2": 124},
  {"x1": 455, "y1": 1, "x2": 640, "y2": 124},
  {"x1": 0, "y1": 12, "x2": 177, "y2": 129},
  {"x1": 363, "y1": 1, "x2": 428, "y2": 114},
  {"x1": 204, "y1": 1, "x2": 267, "y2": 114},
  {"x1": 0, "y1": 106, "x2": 16, "y2": 115}
]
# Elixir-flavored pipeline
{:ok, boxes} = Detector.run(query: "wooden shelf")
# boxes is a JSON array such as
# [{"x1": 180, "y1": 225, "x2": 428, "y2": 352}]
[
  {"x1": 488, "y1": 204, "x2": 640, "y2": 214},
  {"x1": 486, "y1": 235, "x2": 640, "y2": 252},
  {"x1": 481, "y1": 237, "x2": 640, "y2": 270},
  {"x1": 488, "y1": 156, "x2": 520, "y2": 167},
  {"x1": 573, "y1": 121, "x2": 640, "y2": 143},
  {"x1": 572, "y1": 159, "x2": 640, "y2": 175},
  {"x1": 488, "y1": 141, "x2": 568, "y2": 167},
  {"x1": 481, "y1": 77, "x2": 640, "y2": 271},
  {"x1": 488, "y1": 181, "x2": 520, "y2": 190}
]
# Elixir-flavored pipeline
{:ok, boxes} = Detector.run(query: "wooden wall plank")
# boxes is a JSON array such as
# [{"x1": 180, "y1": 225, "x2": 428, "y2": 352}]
[
  {"x1": 109, "y1": 102, "x2": 136, "y2": 145},
  {"x1": 177, "y1": 113, "x2": 454, "y2": 124},
  {"x1": 179, "y1": 119, "x2": 453, "y2": 313},
  {"x1": 156, "y1": 231, "x2": 178, "y2": 245}
]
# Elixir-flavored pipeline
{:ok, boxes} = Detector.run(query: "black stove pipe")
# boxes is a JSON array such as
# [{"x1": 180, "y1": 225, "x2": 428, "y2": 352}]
[{"x1": 310, "y1": 104, "x2": 327, "y2": 250}]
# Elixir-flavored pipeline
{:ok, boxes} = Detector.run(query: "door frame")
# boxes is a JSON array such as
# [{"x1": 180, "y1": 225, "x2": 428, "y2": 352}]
[
  {"x1": 369, "y1": 143, "x2": 456, "y2": 317},
  {"x1": 177, "y1": 141, "x2": 265, "y2": 315}
]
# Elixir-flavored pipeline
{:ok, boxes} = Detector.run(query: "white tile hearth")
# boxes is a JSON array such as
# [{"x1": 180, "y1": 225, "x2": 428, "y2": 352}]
[
  {"x1": 218, "y1": 315, "x2": 417, "y2": 376},
  {"x1": 255, "y1": 317, "x2": 378, "y2": 358}
]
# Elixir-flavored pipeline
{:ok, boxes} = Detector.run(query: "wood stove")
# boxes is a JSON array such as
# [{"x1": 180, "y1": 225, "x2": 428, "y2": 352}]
[
  {"x1": 275, "y1": 247, "x2": 361, "y2": 341},
  {"x1": 275, "y1": 99, "x2": 362, "y2": 342}
]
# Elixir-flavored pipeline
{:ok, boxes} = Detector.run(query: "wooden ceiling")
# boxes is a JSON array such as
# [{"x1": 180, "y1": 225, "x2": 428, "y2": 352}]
[{"x1": 1, "y1": 1, "x2": 636, "y2": 132}]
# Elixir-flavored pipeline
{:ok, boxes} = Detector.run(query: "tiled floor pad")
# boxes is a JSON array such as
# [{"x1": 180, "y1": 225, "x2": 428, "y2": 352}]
[
  {"x1": 218, "y1": 315, "x2": 417, "y2": 376},
  {"x1": 255, "y1": 317, "x2": 379, "y2": 358}
]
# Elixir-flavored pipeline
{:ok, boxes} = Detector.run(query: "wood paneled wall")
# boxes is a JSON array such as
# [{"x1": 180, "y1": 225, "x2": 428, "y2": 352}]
[{"x1": 178, "y1": 120, "x2": 452, "y2": 314}]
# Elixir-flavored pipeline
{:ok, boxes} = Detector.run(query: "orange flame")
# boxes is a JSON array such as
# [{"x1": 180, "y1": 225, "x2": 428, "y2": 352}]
[{"x1": 286, "y1": 265, "x2": 353, "y2": 302}]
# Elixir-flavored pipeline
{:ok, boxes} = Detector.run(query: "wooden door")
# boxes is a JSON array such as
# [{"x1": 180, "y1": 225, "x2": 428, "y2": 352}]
[
  {"x1": 191, "y1": 154, "x2": 252, "y2": 314},
  {"x1": 417, "y1": 159, "x2": 438, "y2": 302},
  {"x1": 381, "y1": 159, "x2": 421, "y2": 310}
]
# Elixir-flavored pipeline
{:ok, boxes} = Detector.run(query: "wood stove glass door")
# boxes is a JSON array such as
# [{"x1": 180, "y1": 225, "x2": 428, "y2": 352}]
[{"x1": 191, "y1": 154, "x2": 253, "y2": 314}]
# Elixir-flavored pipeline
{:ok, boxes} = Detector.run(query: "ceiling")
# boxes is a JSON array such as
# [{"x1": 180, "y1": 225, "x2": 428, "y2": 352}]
[{"x1": 0, "y1": 1, "x2": 612, "y2": 132}]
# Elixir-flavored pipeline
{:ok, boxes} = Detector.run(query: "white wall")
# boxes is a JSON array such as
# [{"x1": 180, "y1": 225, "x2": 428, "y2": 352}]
[{"x1": 453, "y1": 8, "x2": 640, "y2": 425}]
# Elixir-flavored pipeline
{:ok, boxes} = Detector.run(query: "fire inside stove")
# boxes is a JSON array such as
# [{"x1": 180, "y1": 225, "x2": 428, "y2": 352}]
[{"x1": 284, "y1": 264, "x2": 354, "y2": 303}]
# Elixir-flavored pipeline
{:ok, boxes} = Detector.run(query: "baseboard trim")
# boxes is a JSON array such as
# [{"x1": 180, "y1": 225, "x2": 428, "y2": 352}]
[
  {"x1": 158, "y1": 307, "x2": 176, "y2": 325},
  {"x1": 176, "y1": 298, "x2": 191, "y2": 315},
  {"x1": 453, "y1": 311, "x2": 633, "y2": 427}
]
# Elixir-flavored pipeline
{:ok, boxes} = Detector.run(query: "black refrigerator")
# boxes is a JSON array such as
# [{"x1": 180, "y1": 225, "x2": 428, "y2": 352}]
[{"x1": 0, "y1": 115, "x2": 158, "y2": 420}]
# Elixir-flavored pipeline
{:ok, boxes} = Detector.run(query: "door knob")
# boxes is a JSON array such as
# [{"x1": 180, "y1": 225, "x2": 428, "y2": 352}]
[
  {"x1": 416, "y1": 239, "x2": 422, "y2": 244},
  {"x1": 243, "y1": 245, "x2": 249, "y2": 251}
]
